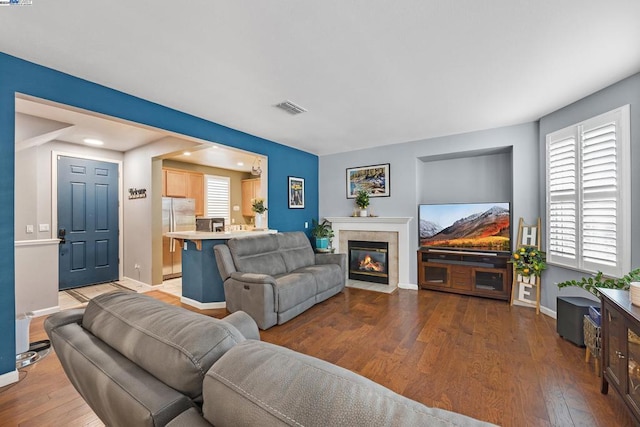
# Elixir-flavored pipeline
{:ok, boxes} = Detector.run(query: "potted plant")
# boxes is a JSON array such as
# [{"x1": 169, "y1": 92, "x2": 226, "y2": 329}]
[
  {"x1": 355, "y1": 190, "x2": 370, "y2": 217},
  {"x1": 311, "y1": 219, "x2": 334, "y2": 250},
  {"x1": 557, "y1": 268, "x2": 640, "y2": 297},
  {"x1": 252, "y1": 198, "x2": 267, "y2": 229}
]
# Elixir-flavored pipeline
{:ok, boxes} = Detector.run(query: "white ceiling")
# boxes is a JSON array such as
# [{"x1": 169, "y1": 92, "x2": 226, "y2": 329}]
[
  {"x1": 1, "y1": 1, "x2": 639, "y2": 156},
  {"x1": 14, "y1": 98, "x2": 262, "y2": 172}
]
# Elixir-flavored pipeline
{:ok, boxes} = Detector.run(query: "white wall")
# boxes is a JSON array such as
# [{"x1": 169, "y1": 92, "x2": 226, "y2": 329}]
[
  {"x1": 319, "y1": 122, "x2": 539, "y2": 286},
  {"x1": 123, "y1": 136, "x2": 199, "y2": 285}
]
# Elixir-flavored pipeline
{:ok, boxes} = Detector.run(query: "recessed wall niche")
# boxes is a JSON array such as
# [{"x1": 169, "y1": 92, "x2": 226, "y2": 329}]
[{"x1": 417, "y1": 147, "x2": 513, "y2": 204}]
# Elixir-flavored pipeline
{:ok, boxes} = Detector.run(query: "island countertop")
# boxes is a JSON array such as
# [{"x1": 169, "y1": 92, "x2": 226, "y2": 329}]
[{"x1": 165, "y1": 229, "x2": 277, "y2": 240}]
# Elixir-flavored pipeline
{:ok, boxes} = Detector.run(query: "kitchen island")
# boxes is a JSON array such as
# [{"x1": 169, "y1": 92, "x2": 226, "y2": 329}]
[{"x1": 164, "y1": 229, "x2": 277, "y2": 309}]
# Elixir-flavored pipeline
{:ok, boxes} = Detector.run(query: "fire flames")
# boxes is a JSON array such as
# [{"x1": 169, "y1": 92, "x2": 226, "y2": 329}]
[{"x1": 359, "y1": 255, "x2": 385, "y2": 272}]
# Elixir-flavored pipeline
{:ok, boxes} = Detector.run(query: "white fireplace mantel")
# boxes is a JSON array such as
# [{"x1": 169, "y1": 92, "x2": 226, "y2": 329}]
[{"x1": 325, "y1": 217, "x2": 416, "y2": 290}]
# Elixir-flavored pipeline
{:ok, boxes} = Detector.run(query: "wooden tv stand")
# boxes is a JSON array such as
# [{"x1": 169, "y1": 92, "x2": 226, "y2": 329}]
[{"x1": 417, "y1": 248, "x2": 512, "y2": 301}]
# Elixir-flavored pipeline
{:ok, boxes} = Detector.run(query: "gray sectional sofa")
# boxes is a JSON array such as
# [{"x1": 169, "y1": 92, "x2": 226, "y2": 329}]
[
  {"x1": 214, "y1": 231, "x2": 346, "y2": 329},
  {"x1": 45, "y1": 290, "x2": 496, "y2": 427}
]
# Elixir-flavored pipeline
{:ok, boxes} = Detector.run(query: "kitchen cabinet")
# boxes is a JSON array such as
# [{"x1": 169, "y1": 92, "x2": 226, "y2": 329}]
[
  {"x1": 164, "y1": 169, "x2": 187, "y2": 197},
  {"x1": 241, "y1": 178, "x2": 261, "y2": 216},
  {"x1": 163, "y1": 168, "x2": 204, "y2": 216},
  {"x1": 187, "y1": 172, "x2": 204, "y2": 216}
]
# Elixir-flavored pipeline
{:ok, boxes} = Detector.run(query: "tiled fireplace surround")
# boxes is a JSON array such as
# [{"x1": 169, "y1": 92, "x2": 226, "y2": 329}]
[{"x1": 325, "y1": 217, "x2": 416, "y2": 291}]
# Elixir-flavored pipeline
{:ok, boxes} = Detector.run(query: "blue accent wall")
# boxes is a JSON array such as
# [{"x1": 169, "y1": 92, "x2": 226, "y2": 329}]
[{"x1": 0, "y1": 52, "x2": 318, "y2": 377}]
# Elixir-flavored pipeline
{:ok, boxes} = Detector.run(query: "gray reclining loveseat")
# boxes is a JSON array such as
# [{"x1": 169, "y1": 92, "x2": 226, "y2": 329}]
[
  {"x1": 214, "y1": 231, "x2": 346, "y2": 329},
  {"x1": 45, "y1": 290, "x2": 496, "y2": 427}
]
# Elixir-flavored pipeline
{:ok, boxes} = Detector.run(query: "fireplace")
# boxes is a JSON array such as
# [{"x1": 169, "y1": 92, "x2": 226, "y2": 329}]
[{"x1": 348, "y1": 240, "x2": 389, "y2": 285}]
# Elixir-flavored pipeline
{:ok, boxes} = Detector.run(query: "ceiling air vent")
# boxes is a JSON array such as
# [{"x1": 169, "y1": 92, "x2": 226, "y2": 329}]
[{"x1": 275, "y1": 100, "x2": 307, "y2": 115}]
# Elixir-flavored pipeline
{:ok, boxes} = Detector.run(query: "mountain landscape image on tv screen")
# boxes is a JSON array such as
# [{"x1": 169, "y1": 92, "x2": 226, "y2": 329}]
[{"x1": 419, "y1": 203, "x2": 510, "y2": 252}]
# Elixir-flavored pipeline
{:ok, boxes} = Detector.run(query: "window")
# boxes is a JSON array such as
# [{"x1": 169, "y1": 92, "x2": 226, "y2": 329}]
[
  {"x1": 546, "y1": 105, "x2": 630, "y2": 277},
  {"x1": 205, "y1": 175, "x2": 230, "y2": 223}
]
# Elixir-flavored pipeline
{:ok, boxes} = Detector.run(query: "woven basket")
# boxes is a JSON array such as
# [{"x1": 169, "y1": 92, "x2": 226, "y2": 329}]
[{"x1": 583, "y1": 314, "x2": 601, "y2": 359}]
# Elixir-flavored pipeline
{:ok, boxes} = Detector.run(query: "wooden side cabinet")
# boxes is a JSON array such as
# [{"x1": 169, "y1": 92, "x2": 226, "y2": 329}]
[
  {"x1": 601, "y1": 288, "x2": 640, "y2": 424},
  {"x1": 417, "y1": 249, "x2": 512, "y2": 301}
]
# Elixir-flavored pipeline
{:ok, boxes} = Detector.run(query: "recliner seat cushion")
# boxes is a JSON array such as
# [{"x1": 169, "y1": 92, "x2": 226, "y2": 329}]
[
  {"x1": 274, "y1": 273, "x2": 317, "y2": 312},
  {"x1": 293, "y1": 264, "x2": 343, "y2": 294},
  {"x1": 82, "y1": 291, "x2": 246, "y2": 400},
  {"x1": 228, "y1": 234, "x2": 287, "y2": 276},
  {"x1": 277, "y1": 232, "x2": 315, "y2": 272}
]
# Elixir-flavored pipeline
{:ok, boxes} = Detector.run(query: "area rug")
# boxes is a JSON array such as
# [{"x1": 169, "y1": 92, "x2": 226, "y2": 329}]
[{"x1": 64, "y1": 281, "x2": 136, "y2": 304}]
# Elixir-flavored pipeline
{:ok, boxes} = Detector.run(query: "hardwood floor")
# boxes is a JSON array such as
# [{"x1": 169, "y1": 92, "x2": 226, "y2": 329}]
[{"x1": 0, "y1": 288, "x2": 635, "y2": 426}]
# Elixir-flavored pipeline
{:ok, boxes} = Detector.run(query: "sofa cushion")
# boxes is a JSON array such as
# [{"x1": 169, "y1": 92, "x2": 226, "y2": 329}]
[
  {"x1": 294, "y1": 264, "x2": 344, "y2": 294},
  {"x1": 276, "y1": 232, "x2": 315, "y2": 272},
  {"x1": 202, "y1": 340, "x2": 496, "y2": 427},
  {"x1": 274, "y1": 273, "x2": 317, "y2": 312},
  {"x1": 82, "y1": 291, "x2": 246, "y2": 400},
  {"x1": 228, "y1": 234, "x2": 287, "y2": 276}
]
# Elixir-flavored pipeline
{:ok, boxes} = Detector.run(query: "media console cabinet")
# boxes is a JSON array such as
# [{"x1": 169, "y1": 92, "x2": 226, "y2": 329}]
[{"x1": 417, "y1": 248, "x2": 512, "y2": 300}]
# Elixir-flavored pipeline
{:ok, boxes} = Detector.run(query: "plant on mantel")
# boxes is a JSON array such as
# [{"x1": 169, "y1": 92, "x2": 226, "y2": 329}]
[{"x1": 354, "y1": 190, "x2": 370, "y2": 217}]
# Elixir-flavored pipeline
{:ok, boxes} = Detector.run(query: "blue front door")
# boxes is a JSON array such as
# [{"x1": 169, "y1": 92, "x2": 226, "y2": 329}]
[{"x1": 58, "y1": 156, "x2": 119, "y2": 290}]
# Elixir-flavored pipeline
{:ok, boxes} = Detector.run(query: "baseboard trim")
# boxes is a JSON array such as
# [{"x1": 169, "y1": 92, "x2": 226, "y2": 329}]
[
  {"x1": 540, "y1": 305, "x2": 556, "y2": 319},
  {"x1": 180, "y1": 296, "x2": 226, "y2": 310},
  {"x1": 0, "y1": 370, "x2": 19, "y2": 387},
  {"x1": 32, "y1": 306, "x2": 60, "y2": 318},
  {"x1": 121, "y1": 277, "x2": 155, "y2": 291},
  {"x1": 398, "y1": 282, "x2": 418, "y2": 290}
]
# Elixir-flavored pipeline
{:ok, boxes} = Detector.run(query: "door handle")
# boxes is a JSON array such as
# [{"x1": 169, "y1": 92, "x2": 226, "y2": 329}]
[{"x1": 58, "y1": 228, "x2": 66, "y2": 244}]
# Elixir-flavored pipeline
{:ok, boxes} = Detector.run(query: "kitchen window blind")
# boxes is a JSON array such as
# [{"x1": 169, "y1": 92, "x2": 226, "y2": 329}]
[
  {"x1": 205, "y1": 175, "x2": 230, "y2": 224},
  {"x1": 545, "y1": 105, "x2": 630, "y2": 277}
]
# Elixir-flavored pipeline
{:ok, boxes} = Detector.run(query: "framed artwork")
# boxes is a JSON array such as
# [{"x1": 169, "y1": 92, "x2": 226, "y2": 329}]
[
  {"x1": 288, "y1": 176, "x2": 305, "y2": 209},
  {"x1": 346, "y1": 163, "x2": 390, "y2": 198}
]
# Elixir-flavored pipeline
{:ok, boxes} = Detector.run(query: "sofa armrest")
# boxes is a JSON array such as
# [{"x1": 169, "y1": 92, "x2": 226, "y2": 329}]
[
  {"x1": 44, "y1": 308, "x2": 85, "y2": 336},
  {"x1": 314, "y1": 252, "x2": 347, "y2": 273},
  {"x1": 229, "y1": 272, "x2": 277, "y2": 285},
  {"x1": 214, "y1": 244, "x2": 236, "y2": 281},
  {"x1": 223, "y1": 311, "x2": 260, "y2": 341}
]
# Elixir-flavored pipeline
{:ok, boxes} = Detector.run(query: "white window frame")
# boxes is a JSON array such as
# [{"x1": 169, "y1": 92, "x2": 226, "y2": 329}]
[
  {"x1": 205, "y1": 174, "x2": 231, "y2": 224},
  {"x1": 545, "y1": 105, "x2": 631, "y2": 277}
]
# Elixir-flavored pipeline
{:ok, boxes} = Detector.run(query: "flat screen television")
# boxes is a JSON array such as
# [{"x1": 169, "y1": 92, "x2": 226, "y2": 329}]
[{"x1": 419, "y1": 202, "x2": 511, "y2": 253}]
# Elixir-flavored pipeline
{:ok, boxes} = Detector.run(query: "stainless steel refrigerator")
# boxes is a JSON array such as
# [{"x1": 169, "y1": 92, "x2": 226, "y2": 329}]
[{"x1": 162, "y1": 197, "x2": 196, "y2": 279}]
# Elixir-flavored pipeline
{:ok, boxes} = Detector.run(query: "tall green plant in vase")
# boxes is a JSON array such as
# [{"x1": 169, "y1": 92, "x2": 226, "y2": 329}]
[{"x1": 252, "y1": 198, "x2": 267, "y2": 229}]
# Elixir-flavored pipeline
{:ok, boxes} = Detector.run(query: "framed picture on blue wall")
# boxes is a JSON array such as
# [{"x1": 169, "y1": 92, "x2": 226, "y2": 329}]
[
  {"x1": 346, "y1": 163, "x2": 390, "y2": 198},
  {"x1": 288, "y1": 176, "x2": 305, "y2": 208}
]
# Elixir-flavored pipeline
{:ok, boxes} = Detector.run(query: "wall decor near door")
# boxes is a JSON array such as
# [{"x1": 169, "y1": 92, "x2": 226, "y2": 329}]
[
  {"x1": 288, "y1": 176, "x2": 305, "y2": 209},
  {"x1": 346, "y1": 163, "x2": 390, "y2": 198}
]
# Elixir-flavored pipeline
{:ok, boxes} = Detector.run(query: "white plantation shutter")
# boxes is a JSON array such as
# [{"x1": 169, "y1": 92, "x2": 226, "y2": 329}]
[
  {"x1": 581, "y1": 121, "x2": 618, "y2": 270},
  {"x1": 545, "y1": 105, "x2": 630, "y2": 277},
  {"x1": 547, "y1": 131, "x2": 577, "y2": 262},
  {"x1": 205, "y1": 175, "x2": 230, "y2": 223}
]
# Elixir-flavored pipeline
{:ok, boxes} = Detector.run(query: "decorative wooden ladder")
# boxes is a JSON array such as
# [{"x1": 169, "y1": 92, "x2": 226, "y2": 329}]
[{"x1": 510, "y1": 217, "x2": 542, "y2": 314}]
